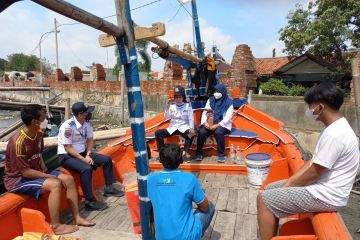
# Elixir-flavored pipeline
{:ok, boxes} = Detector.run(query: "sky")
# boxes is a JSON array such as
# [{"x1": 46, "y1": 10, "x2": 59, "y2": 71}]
[{"x1": 0, "y1": 0, "x2": 309, "y2": 72}]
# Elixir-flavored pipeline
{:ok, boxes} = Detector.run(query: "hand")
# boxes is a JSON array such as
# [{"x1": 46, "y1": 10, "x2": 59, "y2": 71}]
[
  {"x1": 204, "y1": 122, "x2": 211, "y2": 130},
  {"x1": 40, "y1": 160, "x2": 47, "y2": 172},
  {"x1": 282, "y1": 181, "x2": 290, "y2": 188},
  {"x1": 85, "y1": 155, "x2": 94, "y2": 165},
  {"x1": 166, "y1": 99, "x2": 172, "y2": 108}
]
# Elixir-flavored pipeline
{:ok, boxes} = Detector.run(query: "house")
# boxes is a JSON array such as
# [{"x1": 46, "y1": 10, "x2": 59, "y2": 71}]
[{"x1": 255, "y1": 53, "x2": 345, "y2": 88}]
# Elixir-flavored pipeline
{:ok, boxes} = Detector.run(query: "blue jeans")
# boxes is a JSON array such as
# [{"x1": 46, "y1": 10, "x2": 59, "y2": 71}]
[
  {"x1": 194, "y1": 201, "x2": 215, "y2": 236},
  {"x1": 59, "y1": 151, "x2": 114, "y2": 201},
  {"x1": 196, "y1": 126, "x2": 230, "y2": 157}
]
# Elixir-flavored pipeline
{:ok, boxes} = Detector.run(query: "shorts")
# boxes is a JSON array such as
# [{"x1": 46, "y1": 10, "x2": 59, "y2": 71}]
[
  {"x1": 9, "y1": 170, "x2": 61, "y2": 199},
  {"x1": 260, "y1": 180, "x2": 338, "y2": 218}
]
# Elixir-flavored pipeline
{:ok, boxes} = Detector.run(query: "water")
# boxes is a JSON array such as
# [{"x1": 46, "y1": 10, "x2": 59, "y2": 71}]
[{"x1": 0, "y1": 110, "x2": 20, "y2": 131}]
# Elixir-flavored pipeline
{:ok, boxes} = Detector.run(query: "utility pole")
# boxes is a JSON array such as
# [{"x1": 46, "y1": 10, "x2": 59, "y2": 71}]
[
  {"x1": 54, "y1": 18, "x2": 59, "y2": 69},
  {"x1": 114, "y1": 0, "x2": 152, "y2": 239}
]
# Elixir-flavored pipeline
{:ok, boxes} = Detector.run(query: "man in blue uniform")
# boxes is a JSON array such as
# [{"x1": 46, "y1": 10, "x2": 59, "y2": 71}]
[
  {"x1": 148, "y1": 143, "x2": 215, "y2": 240},
  {"x1": 155, "y1": 86, "x2": 195, "y2": 159},
  {"x1": 58, "y1": 102, "x2": 123, "y2": 211}
]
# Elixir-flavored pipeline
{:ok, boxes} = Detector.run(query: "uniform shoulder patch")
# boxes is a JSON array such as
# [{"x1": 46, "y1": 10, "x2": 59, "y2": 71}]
[{"x1": 64, "y1": 127, "x2": 72, "y2": 138}]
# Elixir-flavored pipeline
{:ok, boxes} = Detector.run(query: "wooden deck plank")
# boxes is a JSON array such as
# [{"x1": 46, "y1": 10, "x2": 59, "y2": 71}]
[
  {"x1": 104, "y1": 205, "x2": 131, "y2": 231},
  {"x1": 237, "y1": 189, "x2": 249, "y2": 214},
  {"x1": 226, "y1": 189, "x2": 238, "y2": 213},
  {"x1": 224, "y1": 174, "x2": 240, "y2": 188},
  {"x1": 204, "y1": 187, "x2": 220, "y2": 206},
  {"x1": 212, "y1": 174, "x2": 227, "y2": 188},
  {"x1": 211, "y1": 211, "x2": 236, "y2": 240},
  {"x1": 197, "y1": 172, "x2": 207, "y2": 185},
  {"x1": 202, "y1": 173, "x2": 217, "y2": 188},
  {"x1": 234, "y1": 214, "x2": 258, "y2": 240},
  {"x1": 64, "y1": 227, "x2": 139, "y2": 240},
  {"x1": 248, "y1": 189, "x2": 258, "y2": 214},
  {"x1": 216, "y1": 188, "x2": 229, "y2": 211},
  {"x1": 239, "y1": 174, "x2": 248, "y2": 188}
]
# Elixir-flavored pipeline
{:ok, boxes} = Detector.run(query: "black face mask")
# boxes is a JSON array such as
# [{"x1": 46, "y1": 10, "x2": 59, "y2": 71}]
[{"x1": 86, "y1": 112, "x2": 92, "y2": 122}]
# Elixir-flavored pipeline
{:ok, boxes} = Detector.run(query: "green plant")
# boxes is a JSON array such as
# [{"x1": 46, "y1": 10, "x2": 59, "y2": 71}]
[
  {"x1": 288, "y1": 84, "x2": 306, "y2": 96},
  {"x1": 259, "y1": 79, "x2": 289, "y2": 95}
]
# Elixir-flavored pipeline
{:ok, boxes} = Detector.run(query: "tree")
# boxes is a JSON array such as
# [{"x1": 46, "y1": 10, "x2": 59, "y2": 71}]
[
  {"x1": 6, "y1": 53, "x2": 39, "y2": 72},
  {"x1": 113, "y1": 40, "x2": 152, "y2": 78},
  {"x1": 6, "y1": 53, "x2": 54, "y2": 75},
  {"x1": 0, "y1": 58, "x2": 7, "y2": 75},
  {"x1": 279, "y1": 0, "x2": 360, "y2": 72}
]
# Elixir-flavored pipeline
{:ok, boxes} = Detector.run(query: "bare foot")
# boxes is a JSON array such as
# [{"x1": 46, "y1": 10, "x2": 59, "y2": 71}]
[
  {"x1": 74, "y1": 217, "x2": 96, "y2": 227},
  {"x1": 52, "y1": 223, "x2": 79, "y2": 235}
]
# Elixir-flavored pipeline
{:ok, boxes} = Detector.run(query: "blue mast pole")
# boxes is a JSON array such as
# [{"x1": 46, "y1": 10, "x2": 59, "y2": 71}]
[
  {"x1": 191, "y1": 0, "x2": 203, "y2": 59},
  {"x1": 115, "y1": 0, "x2": 152, "y2": 239}
]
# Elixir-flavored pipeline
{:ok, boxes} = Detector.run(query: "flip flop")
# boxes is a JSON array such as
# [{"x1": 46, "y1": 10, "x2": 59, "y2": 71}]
[{"x1": 73, "y1": 221, "x2": 96, "y2": 227}]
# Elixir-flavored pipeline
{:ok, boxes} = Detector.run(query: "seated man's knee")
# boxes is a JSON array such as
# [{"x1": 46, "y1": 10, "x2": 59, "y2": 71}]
[
  {"x1": 59, "y1": 174, "x2": 75, "y2": 187},
  {"x1": 213, "y1": 128, "x2": 224, "y2": 137},
  {"x1": 46, "y1": 178, "x2": 63, "y2": 191},
  {"x1": 81, "y1": 164, "x2": 93, "y2": 174}
]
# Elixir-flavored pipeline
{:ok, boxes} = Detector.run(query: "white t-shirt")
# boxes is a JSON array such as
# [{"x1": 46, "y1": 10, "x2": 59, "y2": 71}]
[
  {"x1": 57, "y1": 117, "x2": 93, "y2": 154},
  {"x1": 306, "y1": 117, "x2": 359, "y2": 207}
]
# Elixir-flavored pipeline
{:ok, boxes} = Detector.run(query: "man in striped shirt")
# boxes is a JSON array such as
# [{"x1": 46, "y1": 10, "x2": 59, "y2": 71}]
[{"x1": 4, "y1": 104, "x2": 94, "y2": 235}]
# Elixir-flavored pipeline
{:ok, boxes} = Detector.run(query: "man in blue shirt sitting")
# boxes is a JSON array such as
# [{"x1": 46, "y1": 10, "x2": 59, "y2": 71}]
[{"x1": 148, "y1": 143, "x2": 215, "y2": 240}]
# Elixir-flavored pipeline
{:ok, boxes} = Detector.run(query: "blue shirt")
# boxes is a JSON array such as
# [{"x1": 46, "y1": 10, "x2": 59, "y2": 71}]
[{"x1": 147, "y1": 169, "x2": 205, "y2": 240}]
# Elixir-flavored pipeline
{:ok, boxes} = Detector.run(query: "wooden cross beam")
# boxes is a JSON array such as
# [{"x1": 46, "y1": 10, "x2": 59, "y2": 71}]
[{"x1": 98, "y1": 22, "x2": 165, "y2": 47}]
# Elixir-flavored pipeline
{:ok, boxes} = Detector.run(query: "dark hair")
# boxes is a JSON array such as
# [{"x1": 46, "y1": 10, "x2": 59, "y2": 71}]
[
  {"x1": 159, "y1": 143, "x2": 183, "y2": 169},
  {"x1": 304, "y1": 82, "x2": 344, "y2": 110},
  {"x1": 21, "y1": 104, "x2": 43, "y2": 126}
]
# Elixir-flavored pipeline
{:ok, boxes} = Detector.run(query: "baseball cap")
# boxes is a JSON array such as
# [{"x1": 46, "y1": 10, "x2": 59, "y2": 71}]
[
  {"x1": 72, "y1": 102, "x2": 95, "y2": 116},
  {"x1": 174, "y1": 86, "x2": 185, "y2": 96}
]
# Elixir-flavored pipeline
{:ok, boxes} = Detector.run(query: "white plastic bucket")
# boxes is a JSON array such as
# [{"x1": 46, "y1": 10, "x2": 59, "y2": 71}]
[{"x1": 245, "y1": 153, "x2": 271, "y2": 188}]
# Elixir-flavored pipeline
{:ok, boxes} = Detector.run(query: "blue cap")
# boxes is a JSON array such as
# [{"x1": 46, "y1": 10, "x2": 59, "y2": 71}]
[{"x1": 72, "y1": 102, "x2": 95, "y2": 116}]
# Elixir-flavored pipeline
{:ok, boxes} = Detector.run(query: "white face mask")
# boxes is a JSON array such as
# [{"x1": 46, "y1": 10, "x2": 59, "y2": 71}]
[
  {"x1": 40, "y1": 119, "x2": 49, "y2": 130},
  {"x1": 214, "y1": 92, "x2": 222, "y2": 100},
  {"x1": 304, "y1": 106, "x2": 320, "y2": 122}
]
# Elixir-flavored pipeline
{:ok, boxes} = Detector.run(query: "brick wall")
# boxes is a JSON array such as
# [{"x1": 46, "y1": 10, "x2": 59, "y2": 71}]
[
  {"x1": 163, "y1": 60, "x2": 183, "y2": 82},
  {"x1": 0, "y1": 78, "x2": 189, "y2": 96},
  {"x1": 70, "y1": 66, "x2": 83, "y2": 81},
  {"x1": 91, "y1": 64, "x2": 106, "y2": 82},
  {"x1": 229, "y1": 44, "x2": 257, "y2": 97}
]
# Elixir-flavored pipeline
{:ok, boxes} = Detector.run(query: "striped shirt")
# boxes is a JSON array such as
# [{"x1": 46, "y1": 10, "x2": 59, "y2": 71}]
[{"x1": 4, "y1": 129, "x2": 44, "y2": 190}]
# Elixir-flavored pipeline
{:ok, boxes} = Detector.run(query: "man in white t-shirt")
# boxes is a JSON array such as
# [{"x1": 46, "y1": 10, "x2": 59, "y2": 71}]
[{"x1": 257, "y1": 82, "x2": 359, "y2": 240}]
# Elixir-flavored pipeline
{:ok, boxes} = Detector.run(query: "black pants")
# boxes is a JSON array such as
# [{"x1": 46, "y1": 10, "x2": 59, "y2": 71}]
[
  {"x1": 196, "y1": 126, "x2": 230, "y2": 157},
  {"x1": 155, "y1": 129, "x2": 193, "y2": 151},
  {"x1": 59, "y1": 151, "x2": 114, "y2": 201}
]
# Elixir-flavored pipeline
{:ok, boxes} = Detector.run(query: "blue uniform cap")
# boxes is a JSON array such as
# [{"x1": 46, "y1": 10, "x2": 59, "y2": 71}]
[{"x1": 72, "y1": 102, "x2": 95, "y2": 116}]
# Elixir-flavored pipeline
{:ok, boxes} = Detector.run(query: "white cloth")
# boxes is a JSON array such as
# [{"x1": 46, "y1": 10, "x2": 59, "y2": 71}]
[
  {"x1": 165, "y1": 103, "x2": 194, "y2": 134},
  {"x1": 57, "y1": 117, "x2": 93, "y2": 154},
  {"x1": 306, "y1": 117, "x2": 359, "y2": 207},
  {"x1": 200, "y1": 99, "x2": 233, "y2": 131}
]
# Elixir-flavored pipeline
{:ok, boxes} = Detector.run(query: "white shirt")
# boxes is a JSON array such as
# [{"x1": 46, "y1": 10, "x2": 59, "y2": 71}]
[
  {"x1": 57, "y1": 117, "x2": 93, "y2": 154},
  {"x1": 165, "y1": 103, "x2": 194, "y2": 134},
  {"x1": 306, "y1": 117, "x2": 359, "y2": 207},
  {"x1": 200, "y1": 99, "x2": 233, "y2": 131}
]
